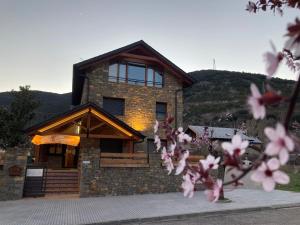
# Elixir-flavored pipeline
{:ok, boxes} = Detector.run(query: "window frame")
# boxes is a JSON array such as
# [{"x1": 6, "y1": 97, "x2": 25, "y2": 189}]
[
  {"x1": 156, "y1": 102, "x2": 167, "y2": 120},
  {"x1": 103, "y1": 97, "x2": 125, "y2": 116},
  {"x1": 108, "y1": 61, "x2": 164, "y2": 88}
]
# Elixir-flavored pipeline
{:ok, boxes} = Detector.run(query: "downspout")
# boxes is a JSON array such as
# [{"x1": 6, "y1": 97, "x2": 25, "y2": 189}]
[
  {"x1": 175, "y1": 89, "x2": 182, "y2": 129},
  {"x1": 79, "y1": 74, "x2": 90, "y2": 103}
]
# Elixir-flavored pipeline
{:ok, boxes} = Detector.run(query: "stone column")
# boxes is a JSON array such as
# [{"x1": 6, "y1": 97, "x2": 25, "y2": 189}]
[
  {"x1": 79, "y1": 137, "x2": 100, "y2": 197},
  {"x1": 0, "y1": 147, "x2": 29, "y2": 201}
]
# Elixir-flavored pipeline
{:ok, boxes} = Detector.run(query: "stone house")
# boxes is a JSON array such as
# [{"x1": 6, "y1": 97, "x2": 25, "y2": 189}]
[{"x1": 24, "y1": 40, "x2": 196, "y2": 197}]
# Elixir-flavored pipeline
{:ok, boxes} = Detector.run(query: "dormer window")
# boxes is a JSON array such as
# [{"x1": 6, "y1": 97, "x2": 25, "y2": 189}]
[{"x1": 108, "y1": 62, "x2": 163, "y2": 88}]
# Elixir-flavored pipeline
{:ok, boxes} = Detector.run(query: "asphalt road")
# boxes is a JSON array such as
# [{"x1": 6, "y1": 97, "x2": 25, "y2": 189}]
[{"x1": 126, "y1": 206, "x2": 300, "y2": 225}]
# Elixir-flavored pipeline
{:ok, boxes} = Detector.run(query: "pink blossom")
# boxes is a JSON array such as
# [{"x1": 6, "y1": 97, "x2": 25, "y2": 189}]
[
  {"x1": 154, "y1": 135, "x2": 161, "y2": 151},
  {"x1": 200, "y1": 154, "x2": 220, "y2": 170},
  {"x1": 154, "y1": 120, "x2": 159, "y2": 134},
  {"x1": 248, "y1": 83, "x2": 266, "y2": 120},
  {"x1": 177, "y1": 127, "x2": 192, "y2": 143},
  {"x1": 221, "y1": 134, "x2": 249, "y2": 156},
  {"x1": 181, "y1": 172, "x2": 195, "y2": 198},
  {"x1": 251, "y1": 158, "x2": 289, "y2": 192},
  {"x1": 175, "y1": 150, "x2": 189, "y2": 175},
  {"x1": 161, "y1": 147, "x2": 174, "y2": 175},
  {"x1": 169, "y1": 142, "x2": 176, "y2": 155},
  {"x1": 205, "y1": 179, "x2": 223, "y2": 202},
  {"x1": 264, "y1": 123, "x2": 295, "y2": 165},
  {"x1": 246, "y1": 1, "x2": 256, "y2": 13},
  {"x1": 263, "y1": 43, "x2": 283, "y2": 77}
]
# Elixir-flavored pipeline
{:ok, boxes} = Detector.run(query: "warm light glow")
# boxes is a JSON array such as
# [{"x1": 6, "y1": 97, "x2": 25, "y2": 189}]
[
  {"x1": 32, "y1": 134, "x2": 80, "y2": 146},
  {"x1": 126, "y1": 113, "x2": 152, "y2": 131}
]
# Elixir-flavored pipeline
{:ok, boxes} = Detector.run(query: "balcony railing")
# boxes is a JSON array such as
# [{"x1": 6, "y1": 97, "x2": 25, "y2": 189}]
[
  {"x1": 108, "y1": 76, "x2": 163, "y2": 87},
  {"x1": 100, "y1": 152, "x2": 149, "y2": 168}
]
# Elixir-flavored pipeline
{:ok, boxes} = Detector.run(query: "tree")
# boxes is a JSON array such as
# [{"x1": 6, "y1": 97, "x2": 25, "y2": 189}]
[
  {"x1": 155, "y1": 1, "x2": 300, "y2": 202},
  {"x1": 0, "y1": 86, "x2": 39, "y2": 149}
]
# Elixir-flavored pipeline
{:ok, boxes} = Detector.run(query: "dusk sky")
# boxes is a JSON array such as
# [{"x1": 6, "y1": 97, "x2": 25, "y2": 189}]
[{"x1": 1, "y1": 0, "x2": 299, "y2": 93}]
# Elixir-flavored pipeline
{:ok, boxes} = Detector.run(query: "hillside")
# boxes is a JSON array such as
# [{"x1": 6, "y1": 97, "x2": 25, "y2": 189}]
[
  {"x1": 0, "y1": 70, "x2": 299, "y2": 134},
  {"x1": 0, "y1": 91, "x2": 71, "y2": 126},
  {"x1": 183, "y1": 70, "x2": 299, "y2": 131}
]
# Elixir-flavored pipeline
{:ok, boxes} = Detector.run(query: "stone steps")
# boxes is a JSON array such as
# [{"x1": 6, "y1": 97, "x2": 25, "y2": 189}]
[{"x1": 45, "y1": 170, "x2": 79, "y2": 194}]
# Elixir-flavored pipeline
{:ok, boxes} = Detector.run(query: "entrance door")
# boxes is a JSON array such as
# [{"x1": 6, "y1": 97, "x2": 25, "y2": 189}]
[{"x1": 64, "y1": 146, "x2": 79, "y2": 168}]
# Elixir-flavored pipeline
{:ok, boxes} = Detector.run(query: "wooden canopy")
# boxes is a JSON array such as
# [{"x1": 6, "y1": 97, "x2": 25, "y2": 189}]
[{"x1": 26, "y1": 103, "x2": 145, "y2": 145}]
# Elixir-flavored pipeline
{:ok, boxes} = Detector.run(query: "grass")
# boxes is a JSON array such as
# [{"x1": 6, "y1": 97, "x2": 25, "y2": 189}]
[{"x1": 276, "y1": 166, "x2": 300, "y2": 192}]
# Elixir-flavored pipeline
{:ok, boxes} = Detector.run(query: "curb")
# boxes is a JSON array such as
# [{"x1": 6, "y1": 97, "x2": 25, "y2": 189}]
[{"x1": 84, "y1": 203, "x2": 300, "y2": 225}]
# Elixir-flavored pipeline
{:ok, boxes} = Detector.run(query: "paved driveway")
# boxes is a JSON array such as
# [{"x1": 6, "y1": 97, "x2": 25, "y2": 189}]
[{"x1": 0, "y1": 189, "x2": 300, "y2": 225}]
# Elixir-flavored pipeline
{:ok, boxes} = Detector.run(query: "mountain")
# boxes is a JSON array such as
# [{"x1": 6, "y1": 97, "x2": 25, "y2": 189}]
[
  {"x1": 0, "y1": 70, "x2": 299, "y2": 132},
  {"x1": 183, "y1": 70, "x2": 299, "y2": 130},
  {"x1": 0, "y1": 91, "x2": 72, "y2": 126}
]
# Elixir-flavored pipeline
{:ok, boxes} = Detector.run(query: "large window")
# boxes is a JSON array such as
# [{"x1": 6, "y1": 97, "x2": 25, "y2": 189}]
[
  {"x1": 103, "y1": 97, "x2": 125, "y2": 116},
  {"x1": 108, "y1": 62, "x2": 163, "y2": 87},
  {"x1": 100, "y1": 139, "x2": 123, "y2": 153},
  {"x1": 156, "y1": 102, "x2": 167, "y2": 120}
]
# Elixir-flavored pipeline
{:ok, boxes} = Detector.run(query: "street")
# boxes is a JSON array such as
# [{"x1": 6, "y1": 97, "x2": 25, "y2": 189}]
[{"x1": 127, "y1": 206, "x2": 300, "y2": 225}]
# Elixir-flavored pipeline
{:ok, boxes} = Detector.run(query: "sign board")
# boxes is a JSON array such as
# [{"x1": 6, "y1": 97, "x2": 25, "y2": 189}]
[
  {"x1": 26, "y1": 168, "x2": 43, "y2": 177},
  {"x1": 31, "y1": 134, "x2": 80, "y2": 146},
  {"x1": 8, "y1": 165, "x2": 22, "y2": 176},
  {"x1": 82, "y1": 160, "x2": 90, "y2": 164}
]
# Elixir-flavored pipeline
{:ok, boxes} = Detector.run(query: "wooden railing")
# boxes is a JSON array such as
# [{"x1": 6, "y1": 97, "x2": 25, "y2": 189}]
[{"x1": 100, "y1": 152, "x2": 149, "y2": 168}]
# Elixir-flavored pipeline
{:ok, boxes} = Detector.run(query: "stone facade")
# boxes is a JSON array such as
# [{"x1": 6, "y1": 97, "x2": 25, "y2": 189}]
[
  {"x1": 80, "y1": 61, "x2": 184, "y2": 151},
  {"x1": 79, "y1": 138, "x2": 183, "y2": 197},
  {"x1": 0, "y1": 147, "x2": 28, "y2": 201}
]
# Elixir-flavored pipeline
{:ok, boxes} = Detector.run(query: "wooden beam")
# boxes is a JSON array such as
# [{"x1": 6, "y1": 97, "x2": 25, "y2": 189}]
[
  {"x1": 119, "y1": 53, "x2": 160, "y2": 63},
  {"x1": 80, "y1": 134, "x2": 130, "y2": 139},
  {"x1": 89, "y1": 122, "x2": 105, "y2": 132}
]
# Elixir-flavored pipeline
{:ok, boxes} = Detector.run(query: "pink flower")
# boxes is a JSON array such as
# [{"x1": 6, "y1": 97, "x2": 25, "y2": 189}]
[
  {"x1": 264, "y1": 123, "x2": 295, "y2": 165},
  {"x1": 154, "y1": 135, "x2": 161, "y2": 151},
  {"x1": 161, "y1": 147, "x2": 174, "y2": 175},
  {"x1": 177, "y1": 127, "x2": 192, "y2": 143},
  {"x1": 169, "y1": 142, "x2": 176, "y2": 155},
  {"x1": 175, "y1": 150, "x2": 189, "y2": 175},
  {"x1": 205, "y1": 179, "x2": 223, "y2": 202},
  {"x1": 263, "y1": 42, "x2": 283, "y2": 77},
  {"x1": 181, "y1": 172, "x2": 195, "y2": 198},
  {"x1": 251, "y1": 158, "x2": 289, "y2": 192},
  {"x1": 248, "y1": 83, "x2": 266, "y2": 120},
  {"x1": 154, "y1": 120, "x2": 159, "y2": 134},
  {"x1": 221, "y1": 134, "x2": 249, "y2": 156},
  {"x1": 200, "y1": 154, "x2": 220, "y2": 170},
  {"x1": 246, "y1": 1, "x2": 256, "y2": 13}
]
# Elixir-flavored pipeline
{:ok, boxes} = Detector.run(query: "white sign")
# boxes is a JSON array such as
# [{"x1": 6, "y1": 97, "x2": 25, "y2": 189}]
[
  {"x1": 82, "y1": 160, "x2": 90, "y2": 164},
  {"x1": 26, "y1": 169, "x2": 43, "y2": 177}
]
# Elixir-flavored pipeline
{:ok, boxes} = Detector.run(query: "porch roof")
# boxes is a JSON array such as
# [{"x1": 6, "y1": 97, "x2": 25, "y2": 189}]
[{"x1": 25, "y1": 102, "x2": 145, "y2": 140}]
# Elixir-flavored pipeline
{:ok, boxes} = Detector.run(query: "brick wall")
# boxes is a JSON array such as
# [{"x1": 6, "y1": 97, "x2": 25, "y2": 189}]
[
  {"x1": 79, "y1": 138, "x2": 184, "y2": 197},
  {"x1": 0, "y1": 147, "x2": 28, "y2": 201},
  {"x1": 80, "y1": 61, "x2": 183, "y2": 151}
]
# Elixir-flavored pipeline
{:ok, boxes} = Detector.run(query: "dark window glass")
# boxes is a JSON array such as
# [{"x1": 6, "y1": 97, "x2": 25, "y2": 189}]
[
  {"x1": 108, "y1": 63, "x2": 118, "y2": 82},
  {"x1": 100, "y1": 139, "x2": 123, "y2": 153},
  {"x1": 147, "y1": 139, "x2": 167, "y2": 153},
  {"x1": 155, "y1": 71, "x2": 163, "y2": 87},
  {"x1": 103, "y1": 97, "x2": 125, "y2": 116},
  {"x1": 147, "y1": 68, "x2": 154, "y2": 86},
  {"x1": 156, "y1": 102, "x2": 167, "y2": 120},
  {"x1": 119, "y1": 64, "x2": 126, "y2": 83},
  {"x1": 128, "y1": 63, "x2": 145, "y2": 86}
]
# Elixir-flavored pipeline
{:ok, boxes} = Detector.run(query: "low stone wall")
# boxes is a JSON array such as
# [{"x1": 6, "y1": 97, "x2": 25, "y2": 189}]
[
  {"x1": 0, "y1": 147, "x2": 28, "y2": 201},
  {"x1": 79, "y1": 139, "x2": 183, "y2": 197}
]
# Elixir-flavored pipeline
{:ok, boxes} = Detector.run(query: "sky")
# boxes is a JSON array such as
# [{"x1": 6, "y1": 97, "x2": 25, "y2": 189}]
[{"x1": 0, "y1": 0, "x2": 299, "y2": 94}]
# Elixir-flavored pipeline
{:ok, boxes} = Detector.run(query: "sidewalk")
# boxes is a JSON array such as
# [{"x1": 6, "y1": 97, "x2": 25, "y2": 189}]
[{"x1": 1, "y1": 189, "x2": 300, "y2": 225}]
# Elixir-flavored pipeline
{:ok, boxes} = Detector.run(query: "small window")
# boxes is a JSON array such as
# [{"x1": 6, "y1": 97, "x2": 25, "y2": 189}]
[
  {"x1": 100, "y1": 139, "x2": 123, "y2": 153},
  {"x1": 155, "y1": 71, "x2": 163, "y2": 88},
  {"x1": 108, "y1": 63, "x2": 118, "y2": 82},
  {"x1": 103, "y1": 97, "x2": 125, "y2": 116},
  {"x1": 156, "y1": 102, "x2": 167, "y2": 120}
]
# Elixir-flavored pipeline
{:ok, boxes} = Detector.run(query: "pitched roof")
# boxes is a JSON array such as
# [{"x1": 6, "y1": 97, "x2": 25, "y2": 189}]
[
  {"x1": 187, "y1": 125, "x2": 262, "y2": 144},
  {"x1": 72, "y1": 40, "x2": 194, "y2": 105},
  {"x1": 25, "y1": 102, "x2": 145, "y2": 140}
]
